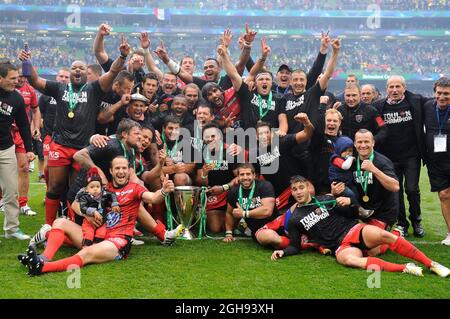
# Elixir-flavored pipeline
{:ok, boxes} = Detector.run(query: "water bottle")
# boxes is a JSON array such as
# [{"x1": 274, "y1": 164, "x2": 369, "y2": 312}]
[{"x1": 21, "y1": 43, "x2": 32, "y2": 78}]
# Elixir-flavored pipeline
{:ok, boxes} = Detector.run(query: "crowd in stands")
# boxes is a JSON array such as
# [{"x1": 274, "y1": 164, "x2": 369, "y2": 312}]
[
  {"x1": 1, "y1": 35, "x2": 447, "y2": 79},
  {"x1": 2, "y1": 0, "x2": 449, "y2": 10}
]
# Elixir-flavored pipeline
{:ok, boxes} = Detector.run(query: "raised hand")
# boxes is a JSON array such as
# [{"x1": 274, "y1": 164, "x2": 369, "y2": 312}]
[
  {"x1": 18, "y1": 49, "x2": 31, "y2": 62},
  {"x1": 154, "y1": 40, "x2": 169, "y2": 63},
  {"x1": 119, "y1": 34, "x2": 131, "y2": 57},
  {"x1": 320, "y1": 30, "x2": 331, "y2": 54},
  {"x1": 139, "y1": 32, "x2": 150, "y2": 49},
  {"x1": 120, "y1": 94, "x2": 131, "y2": 106},
  {"x1": 261, "y1": 38, "x2": 271, "y2": 59},
  {"x1": 98, "y1": 23, "x2": 111, "y2": 36},
  {"x1": 331, "y1": 38, "x2": 341, "y2": 53},
  {"x1": 162, "y1": 174, "x2": 175, "y2": 193},
  {"x1": 221, "y1": 29, "x2": 233, "y2": 48},
  {"x1": 294, "y1": 112, "x2": 311, "y2": 125},
  {"x1": 222, "y1": 112, "x2": 236, "y2": 128},
  {"x1": 216, "y1": 44, "x2": 227, "y2": 57},
  {"x1": 244, "y1": 23, "x2": 257, "y2": 43}
]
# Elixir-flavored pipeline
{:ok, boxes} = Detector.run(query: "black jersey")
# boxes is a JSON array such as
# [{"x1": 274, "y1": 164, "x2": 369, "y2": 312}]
[
  {"x1": 0, "y1": 87, "x2": 32, "y2": 152},
  {"x1": 96, "y1": 90, "x2": 122, "y2": 135},
  {"x1": 351, "y1": 151, "x2": 399, "y2": 226},
  {"x1": 227, "y1": 180, "x2": 279, "y2": 235},
  {"x1": 237, "y1": 83, "x2": 286, "y2": 130},
  {"x1": 337, "y1": 103, "x2": 387, "y2": 145},
  {"x1": 195, "y1": 143, "x2": 238, "y2": 186},
  {"x1": 43, "y1": 80, "x2": 105, "y2": 149},
  {"x1": 283, "y1": 195, "x2": 359, "y2": 256},
  {"x1": 377, "y1": 99, "x2": 418, "y2": 162},
  {"x1": 249, "y1": 134, "x2": 298, "y2": 196},
  {"x1": 38, "y1": 94, "x2": 57, "y2": 137}
]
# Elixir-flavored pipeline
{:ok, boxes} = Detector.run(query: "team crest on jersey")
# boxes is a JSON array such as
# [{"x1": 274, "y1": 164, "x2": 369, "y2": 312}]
[
  {"x1": 106, "y1": 212, "x2": 122, "y2": 228},
  {"x1": 355, "y1": 114, "x2": 363, "y2": 123}
]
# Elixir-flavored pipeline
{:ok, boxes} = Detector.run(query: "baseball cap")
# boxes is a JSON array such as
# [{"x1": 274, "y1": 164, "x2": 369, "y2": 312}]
[{"x1": 277, "y1": 64, "x2": 292, "y2": 73}]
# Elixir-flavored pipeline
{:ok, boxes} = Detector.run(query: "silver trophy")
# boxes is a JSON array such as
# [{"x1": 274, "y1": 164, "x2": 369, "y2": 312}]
[{"x1": 173, "y1": 186, "x2": 201, "y2": 240}]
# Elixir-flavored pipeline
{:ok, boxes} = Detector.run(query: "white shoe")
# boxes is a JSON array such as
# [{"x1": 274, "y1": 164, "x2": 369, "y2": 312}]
[
  {"x1": 403, "y1": 263, "x2": 423, "y2": 277},
  {"x1": 28, "y1": 161, "x2": 35, "y2": 172},
  {"x1": 20, "y1": 205, "x2": 37, "y2": 216},
  {"x1": 430, "y1": 261, "x2": 450, "y2": 278},
  {"x1": 441, "y1": 233, "x2": 450, "y2": 246},
  {"x1": 130, "y1": 238, "x2": 145, "y2": 246},
  {"x1": 5, "y1": 229, "x2": 30, "y2": 240},
  {"x1": 162, "y1": 224, "x2": 184, "y2": 246},
  {"x1": 29, "y1": 224, "x2": 52, "y2": 248}
]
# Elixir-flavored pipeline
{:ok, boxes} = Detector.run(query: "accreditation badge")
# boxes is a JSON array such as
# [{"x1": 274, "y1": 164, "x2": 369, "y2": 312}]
[{"x1": 434, "y1": 134, "x2": 447, "y2": 153}]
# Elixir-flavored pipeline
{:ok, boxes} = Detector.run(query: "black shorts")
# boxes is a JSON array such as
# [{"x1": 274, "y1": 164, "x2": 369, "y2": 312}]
[
  {"x1": 32, "y1": 138, "x2": 44, "y2": 160},
  {"x1": 427, "y1": 161, "x2": 450, "y2": 192}
]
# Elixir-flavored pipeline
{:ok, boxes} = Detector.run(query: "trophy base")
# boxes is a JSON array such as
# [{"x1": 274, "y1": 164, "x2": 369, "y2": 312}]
[{"x1": 180, "y1": 228, "x2": 194, "y2": 240}]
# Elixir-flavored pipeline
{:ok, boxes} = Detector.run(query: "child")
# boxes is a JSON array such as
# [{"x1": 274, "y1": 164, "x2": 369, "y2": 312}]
[
  {"x1": 329, "y1": 136, "x2": 374, "y2": 218},
  {"x1": 76, "y1": 168, "x2": 120, "y2": 246}
]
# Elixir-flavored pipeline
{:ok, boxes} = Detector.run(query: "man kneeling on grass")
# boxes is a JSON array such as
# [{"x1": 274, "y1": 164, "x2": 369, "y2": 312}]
[
  {"x1": 271, "y1": 175, "x2": 450, "y2": 278},
  {"x1": 18, "y1": 156, "x2": 181, "y2": 276}
]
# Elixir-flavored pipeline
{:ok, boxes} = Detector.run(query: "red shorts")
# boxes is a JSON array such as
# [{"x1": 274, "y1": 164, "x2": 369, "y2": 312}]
[
  {"x1": 105, "y1": 235, "x2": 132, "y2": 260},
  {"x1": 206, "y1": 192, "x2": 228, "y2": 210},
  {"x1": 275, "y1": 187, "x2": 292, "y2": 211},
  {"x1": 335, "y1": 223, "x2": 367, "y2": 256},
  {"x1": 367, "y1": 218, "x2": 389, "y2": 231},
  {"x1": 12, "y1": 130, "x2": 26, "y2": 154},
  {"x1": 43, "y1": 135, "x2": 52, "y2": 157},
  {"x1": 47, "y1": 141, "x2": 81, "y2": 171}
]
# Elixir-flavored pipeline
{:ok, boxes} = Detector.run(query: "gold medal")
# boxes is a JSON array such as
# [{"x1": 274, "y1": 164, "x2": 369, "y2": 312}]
[
  {"x1": 362, "y1": 195, "x2": 369, "y2": 202},
  {"x1": 68, "y1": 111, "x2": 74, "y2": 119}
]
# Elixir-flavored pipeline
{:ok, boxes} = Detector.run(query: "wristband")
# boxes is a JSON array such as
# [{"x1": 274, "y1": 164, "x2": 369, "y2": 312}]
[
  {"x1": 222, "y1": 184, "x2": 230, "y2": 191},
  {"x1": 167, "y1": 59, "x2": 180, "y2": 75},
  {"x1": 201, "y1": 172, "x2": 208, "y2": 179},
  {"x1": 160, "y1": 189, "x2": 168, "y2": 197},
  {"x1": 119, "y1": 54, "x2": 127, "y2": 59},
  {"x1": 244, "y1": 210, "x2": 249, "y2": 218},
  {"x1": 225, "y1": 230, "x2": 233, "y2": 237},
  {"x1": 142, "y1": 47, "x2": 150, "y2": 54},
  {"x1": 89, "y1": 134, "x2": 100, "y2": 144}
]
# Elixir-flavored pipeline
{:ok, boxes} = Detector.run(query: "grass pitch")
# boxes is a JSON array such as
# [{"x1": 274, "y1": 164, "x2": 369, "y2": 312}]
[{"x1": 0, "y1": 164, "x2": 449, "y2": 299}]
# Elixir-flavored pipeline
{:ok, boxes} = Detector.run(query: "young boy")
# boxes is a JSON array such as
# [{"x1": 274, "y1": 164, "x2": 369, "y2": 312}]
[
  {"x1": 76, "y1": 168, "x2": 120, "y2": 246},
  {"x1": 329, "y1": 136, "x2": 373, "y2": 218}
]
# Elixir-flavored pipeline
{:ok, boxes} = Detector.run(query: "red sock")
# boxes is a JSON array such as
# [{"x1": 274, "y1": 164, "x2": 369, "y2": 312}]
[
  {"x1": 18, "y1": 196, "x2": 28, "y2": 208},
  {"x1": 379, "y1": 244, "x2": 389, "y2": 254},
  {"x1": 42, "y1": 229, "x2": 65, "y2": 260},
  {"x1": 45, "y1": 197, "x2": 60, "y2": 225},
  {"x1": 152, "y1": 221, "x2": 166, "y2": 242},
  {"x1": 277, "y1": 236, "x2": 290, "y2": 249},
  {"x1": 64, "y1": 235, "x2": 73, "y2": 247},
  {"x1": 366, "y1": 257, "x2": 406, "y2": 272},
  {"x1": 389, "y1": 237, "x2": 432, "y2": 268},
  {"x1": 42, "y1": 255, "x2": 84, "y2": 273}
]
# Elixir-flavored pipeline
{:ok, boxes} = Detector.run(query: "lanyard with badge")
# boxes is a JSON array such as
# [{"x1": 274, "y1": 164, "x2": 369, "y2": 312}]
[
  {"x1": 238, "y1": 181, "x2": 256, "y2": 218},
  {"x1": 356, "y1": 152, "x2": 374, "y2": 202},
  {"x1": 205, "y1": 141, "x2": 223, "y2": 170},
  {"x1": 67, "y1": 83, "x2": 87, "y2": 119},
  {"x1": 434, "y1": 102, "x2": 449, "y2": 153},
  {"x1": 258, "y1": 91, "x2": 272, "y2": 120}
]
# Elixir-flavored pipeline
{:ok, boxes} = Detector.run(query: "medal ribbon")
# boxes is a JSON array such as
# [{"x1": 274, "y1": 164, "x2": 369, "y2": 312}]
[
  {"x1": 161, "y1": 131, "x2": 179, "y2": 160},
  {"x1": 356, "y1": 151, "x2": 375, "y2": 198},
  {"x1": 205, "y1": 142, "x2": 223, "y2": 169},
  {"x1": 238, "y1": 181, "x2": 256, "y2": 217},
  {"x1": 68, "y1": 83, "x2": 87, "y2": 115},
  {"x1": 258, "y1": 91, "x2": 272, "y2": 119}
]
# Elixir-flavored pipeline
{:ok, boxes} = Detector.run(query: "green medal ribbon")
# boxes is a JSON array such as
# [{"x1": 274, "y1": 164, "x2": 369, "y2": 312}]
[
  {"x1": 299, "y1": 197, "x2": 337, "y2": 210},
  {"x1": 238, "y1": 181, "x2": 256, "y2": 217},
  {"x1": 161, "y1": 132, "x2": 179, "y2": 160},
  {"x1": 258, "y1": 91, "x2": 272, "y2": 119},
  {"x1": 119, "y1": 140, "x2": 142, "y2": 174},
  {"x1": 68, "y1": 83, "x2": 87, "y2": 116},
  {"x1": 205, "y1": 142, "x2": 223, "y2": 169},
  {"x1": 356, "y1": 151, "x2": 375, "y2": 198}
]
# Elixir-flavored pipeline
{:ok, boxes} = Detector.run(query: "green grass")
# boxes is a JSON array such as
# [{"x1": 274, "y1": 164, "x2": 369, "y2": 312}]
[{"x1": 0, "y1": 163, "x2": 449, "y2": 299}]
